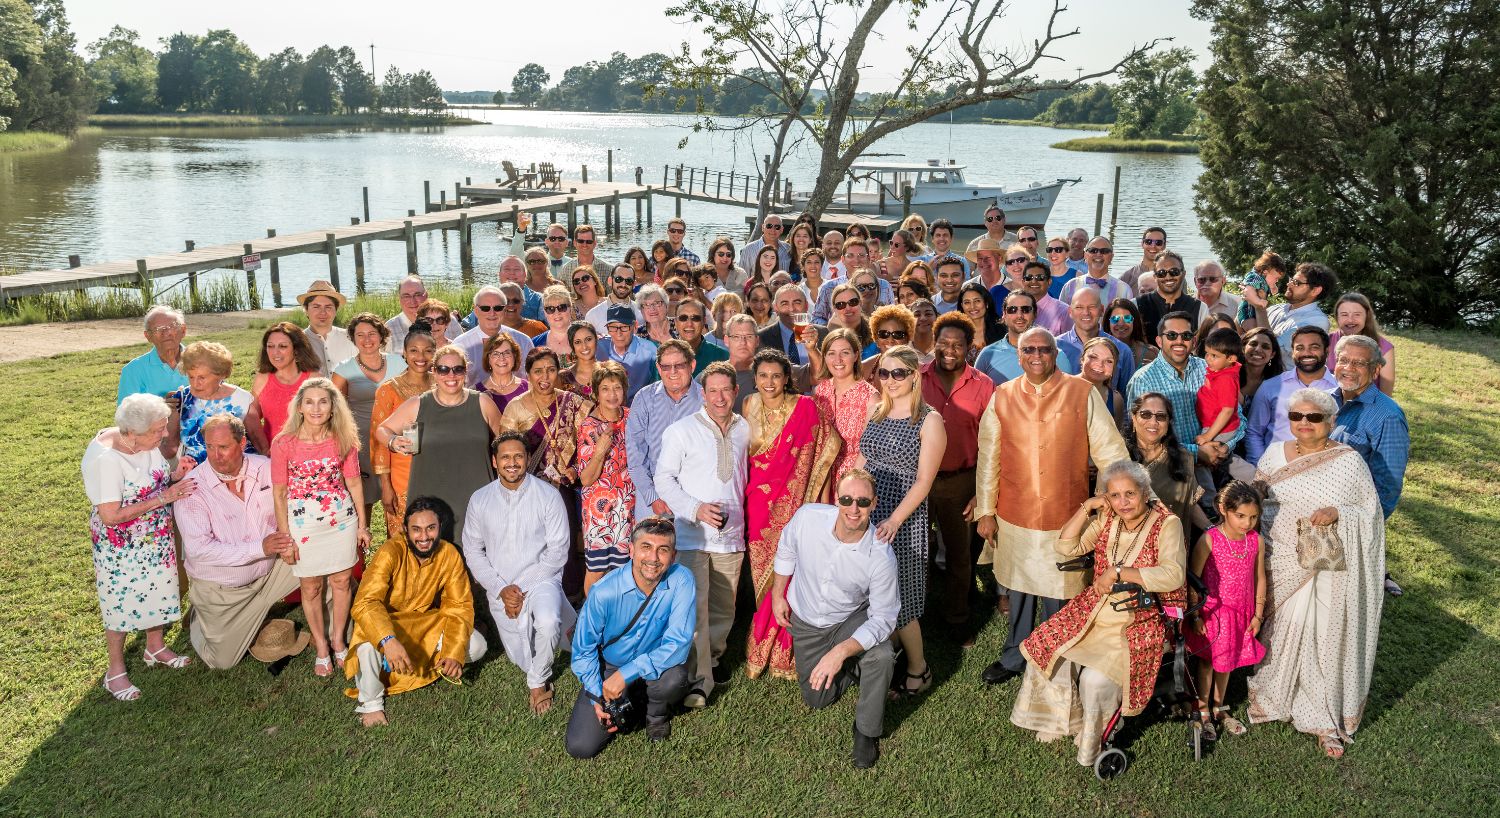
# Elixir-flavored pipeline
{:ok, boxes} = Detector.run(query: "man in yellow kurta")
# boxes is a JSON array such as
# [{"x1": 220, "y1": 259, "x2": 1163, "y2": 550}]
[
  {"x1": 346, "y1": 496, "x2": 485, "y2": 727},
  {"x1": 972, "y1": 326, "x2": 1128, "y2": 686}
]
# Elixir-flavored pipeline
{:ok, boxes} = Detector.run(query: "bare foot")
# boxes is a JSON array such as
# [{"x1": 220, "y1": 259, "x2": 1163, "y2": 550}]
[
  {"x1": 1320, "y1": 735, "x2": 1344, "y2": 759},
  {"x1": 529, "y1": 685, "x2": 554, "y2": 716},
  {"x1": 360, "y1": 710, "x2": 388, "y2": 728}
]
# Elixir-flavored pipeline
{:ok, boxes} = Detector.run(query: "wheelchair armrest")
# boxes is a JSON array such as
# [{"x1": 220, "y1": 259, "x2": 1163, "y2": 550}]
[{"x1": 1056, "y1": 553, "x2": 1095, "y2": 573}]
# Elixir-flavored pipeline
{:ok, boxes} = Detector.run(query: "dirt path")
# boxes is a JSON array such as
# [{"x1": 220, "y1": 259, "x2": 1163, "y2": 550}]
[{"x1": 0, "y1": 309, "x2": 291, "y2": 363}]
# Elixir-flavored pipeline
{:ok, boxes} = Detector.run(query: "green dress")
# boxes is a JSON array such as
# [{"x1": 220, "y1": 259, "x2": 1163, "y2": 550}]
[{"x1": 406, "y1": 390, "x2": 495, "y2": 545}]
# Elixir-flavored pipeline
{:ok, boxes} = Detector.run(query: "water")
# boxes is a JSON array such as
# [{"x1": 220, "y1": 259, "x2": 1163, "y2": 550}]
[{"x1": 0, "y1": 110, "x2": 1206, "y2": 305}]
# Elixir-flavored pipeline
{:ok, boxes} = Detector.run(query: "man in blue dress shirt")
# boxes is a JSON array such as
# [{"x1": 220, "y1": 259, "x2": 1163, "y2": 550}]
[
  {"x1": 566, "y1": 517, "x2": 697, "y2": 757},
  {"x1": 597, "y1": 305, "x2": 659, "y2": 404}
]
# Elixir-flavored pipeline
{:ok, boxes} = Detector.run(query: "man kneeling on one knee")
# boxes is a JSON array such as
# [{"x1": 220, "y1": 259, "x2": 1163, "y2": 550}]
[
  {"x1": 772, "y1": 469, "x2": 900, "y2": 769},
  {"x1": 566, "y1": 517, "x2": 697, "y2": 759},
  {"x1": 346, "y1": 496, "x2": 485, "y2": 727}
]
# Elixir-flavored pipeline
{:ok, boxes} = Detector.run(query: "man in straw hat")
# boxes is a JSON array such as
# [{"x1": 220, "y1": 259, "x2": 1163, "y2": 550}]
[
  {"x1": 346, "y1": 495, "x2": 485, "y2": 727},
  {"x1": 175, "y1": 414, "x2": 309, "y2": 669},
  {"x1": 296, "y1": 279, "x2": 355, "y2": 376},
  {"x1": 963, "y1": 237, "x2": 1007, "y2": 292}
]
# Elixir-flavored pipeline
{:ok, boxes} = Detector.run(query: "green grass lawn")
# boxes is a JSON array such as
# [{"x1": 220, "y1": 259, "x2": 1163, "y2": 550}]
[{"x1": 1, "y1": 327, "x2": 1496, "y2": 817}]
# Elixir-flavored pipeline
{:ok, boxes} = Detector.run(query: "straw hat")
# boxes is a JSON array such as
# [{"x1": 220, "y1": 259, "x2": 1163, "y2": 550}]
[
  {"x1": 248, "y1": 618, "x2": 311, "y2": 662},
  {"x1": 964, "y1": 238, "x2": 1004, "y2": 265},
  {"x1": 295, "y1": 279, "x2": 347, "y2": 309}
]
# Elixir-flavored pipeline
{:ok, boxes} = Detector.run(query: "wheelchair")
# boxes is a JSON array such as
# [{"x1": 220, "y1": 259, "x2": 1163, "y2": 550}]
[{"x1": 1056, "y1": 553, "x2": 1209, "y2": 780}]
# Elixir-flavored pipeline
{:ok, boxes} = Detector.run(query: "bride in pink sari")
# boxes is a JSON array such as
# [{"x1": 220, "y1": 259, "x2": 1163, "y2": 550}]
[{"x1": 743, "y1": 349, "x2": 839, "y2": 680}]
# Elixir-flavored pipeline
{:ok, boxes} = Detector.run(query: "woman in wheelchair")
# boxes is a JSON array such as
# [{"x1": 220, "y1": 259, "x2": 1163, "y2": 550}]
[{"x1": 1009, "y1": 460, "x2": 1187, "y2": 767}]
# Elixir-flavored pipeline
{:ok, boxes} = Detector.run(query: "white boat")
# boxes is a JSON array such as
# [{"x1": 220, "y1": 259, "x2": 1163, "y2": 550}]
[{"x1": 797, "y1": 160, "x2": 1078, "y2": 229}]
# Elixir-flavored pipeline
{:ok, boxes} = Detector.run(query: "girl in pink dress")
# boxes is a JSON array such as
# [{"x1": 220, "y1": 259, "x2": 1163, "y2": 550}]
[{"x1": 1187, "y1": 480, "x2": 1268, "y2": 741}]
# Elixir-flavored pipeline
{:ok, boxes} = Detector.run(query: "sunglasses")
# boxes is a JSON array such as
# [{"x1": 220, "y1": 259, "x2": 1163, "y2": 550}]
[
  {"x1": 475, "y1": 304, "x2": 503, "y2": 312},
  {"x1": 837, "y1": 495, "x2": 874, "y2": 508},
  {"x1": 876, "y1": 367, "x2": 913, "y2": 381},
  {"x1": 1047, "y1": 246, "x2": 1067, "y2": 253},
  {"x1": 1019, "y1": 235, "x2": 1038, "y2": 242},
  {"x1": 764, "y1": 223, "x2": 784, "y2": 231},
  {"x1": 543, "y1": 304, "x2": 571, "y2": 315},
  {"x1": 714, "y1": 251, "x2": 733, "y2": 258},
  {"x1": 1287, "y1": 411, "x2": 1327, "y2": 423},
  {"x1": 424, "y1": 315, "x2": 450, "y2": 325},
  {"x1": 546, "y1": 236, "x2": 568, "y2": 242},
  {"x1": 855, "y1": 283, "x2": 879, "y2": 294},
  {"x1": 1109, "y1": 314, "x2": 1133, "y2": 324},
  {"x1": 876, "y1": 330, "x2": 909, "y2": 340},
  {"x1": 668, "y1": 227, "x2": 685, "y2": 234},
  {"x1": 526, "y1": 259, "x2": 546, "y2": 265},
  {"x1": 612, "y1": 276, "x2": 634, "y2": 284},
  {"x1": 1134, "y1": 410, "x2": 1168, "y2": 421},
  {"x1": 1004, "y1": 305, "x2": 1035, "y2": 315},
  {"x1": 1156, "y1": 267, "x2": 1184, "y2": 278},
  {"x1": 1020, "y1": 345, "x2": 1056, "y2": 356},
  {"x1": 833, "y1": 298, "x2": 860, "y2": 310},
  {"x1": 575, "y1": 238, "x2": 596, "y2": 245},
  {"x1": 1006, "y1": 257, "x2": 1028, "y2": 266},
  {"x1": 1160, "y1": 330, "x2": 1193, "y2": 341},
  {"x1": 665, "y1": 287, "x2": 686, "y2": 296},
  {"x1": 1021, "y1": 273, "x2": 1049, "y2": 283},
  {"x1": 572, "y1": 277, "x2": 594, "y2": 286},
  {"x1": 1142, "y1": 238, "x2": 1165, "y2": 246},
  {"x1": 1085, "y1": 247, "x2": 1113, "y2": 255},
  {"x1": 1195, "y1": 276, "x2": 1222, "y2": 285},
  {"x1": 985, "y1": 216, "x2": 1004, "y2": 223},
  {"x1": 433, "y1": 363, "x2": 467, "y2": 375},
  {"x1": 675, "y1": 310, "x2": 706, "y2": 323}
]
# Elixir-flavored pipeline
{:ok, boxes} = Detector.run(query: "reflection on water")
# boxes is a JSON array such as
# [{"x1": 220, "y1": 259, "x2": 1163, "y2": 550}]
[{"x1": 0, "y1": 114, "x2": 1207, "y2": 306}]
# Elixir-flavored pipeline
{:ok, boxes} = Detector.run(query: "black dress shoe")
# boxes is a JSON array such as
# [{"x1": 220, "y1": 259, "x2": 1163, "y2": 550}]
[
  {"x1": 712, "y1": 663, "x2": 733, "y2": 686},
  {"x1": 852, "y1": 723, "x2": 880, "y2": 769},
  {"x1": 646, "y1": 720, "x2": 672, "y2": 742},
  {"x1": 981, "y1": 660, "x2": 1021, "y2": 685}
]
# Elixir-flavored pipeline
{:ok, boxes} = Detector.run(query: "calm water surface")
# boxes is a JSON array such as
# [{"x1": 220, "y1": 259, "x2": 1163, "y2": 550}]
[{"x1": 0, "y1": 110, "x2": 1206, "y2": 305}]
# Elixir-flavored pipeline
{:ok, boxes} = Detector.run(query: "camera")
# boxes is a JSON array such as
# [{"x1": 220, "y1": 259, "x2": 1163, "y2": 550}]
[{"x1": 599, "y1": 695, "x2": 634, "y2": 725}]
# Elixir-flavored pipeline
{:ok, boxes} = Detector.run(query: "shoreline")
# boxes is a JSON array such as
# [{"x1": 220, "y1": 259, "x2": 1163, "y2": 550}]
[
  {"x1": 86, "y1": 112, "x2": 485, "y2": 129},
  {"x1": 0, "y1": 131, "x2": 73, "y2": 154},
  {"x1": 1052, "y1": 135, "x2": 1200, "y2": 154}
]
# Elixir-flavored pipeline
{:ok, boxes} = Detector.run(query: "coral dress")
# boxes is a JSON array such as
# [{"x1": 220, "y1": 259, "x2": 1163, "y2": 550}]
[
  {"x1": 578, "y1": 409, "x2": 634, "y2": 573},
  {"x1": 1187, "y1": 527, "x2": 1268, "y2": 672},
  {"x1": 813, "y1": 378, "x2": 876, "y2": 499}
]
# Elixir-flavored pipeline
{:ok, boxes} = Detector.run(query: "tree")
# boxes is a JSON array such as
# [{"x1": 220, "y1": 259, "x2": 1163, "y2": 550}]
[
  {"x1": 408, "y1": 69, "x2": 445, "y2": 116},
  {"x1": 510, "y1": 62, "x2": 548, "y2": 107},
  {"x1": 300, "y1": 46, "x2": 338, "y2": 114},
  {"x1": 1192, "y1": 0, "x2": 1500, "y2": 328},
  {"x1": 86, "y1": 26, "x2": 158, "y2": 113},
  {"x1": 334, "y1": 47, "x2": 375, "y2": 113},
  {"x1": 491, "y1": 89, "x2": 505, "y2": 105},
  {"x1": 155, "y1": 32, "x2": 201, "y2": 111},
  {"x1": 1110, "y1": 46, "x2": 1197, "y2": 139},
  {"x1": 1039, "y1": 83, "x2": 1115, "y2": 124},
  {"x1": 0, "y1": 0, "x2": 95, "y2": 133},
  {"x1": 197, "y1": 29, "x2": 257, "y2": 113},
  {"x1": 0, "y1": 0, "x2": 43, "y2": 130},
  {"x1": 255, "y1": 47, "x2": 302, "y2": 113},
  {"x1": 381, "y1": 65, "x2": 410, "y2": 113},
  {"x1": 665, "y1": 0, "x2": 1159, "y2": 226}
]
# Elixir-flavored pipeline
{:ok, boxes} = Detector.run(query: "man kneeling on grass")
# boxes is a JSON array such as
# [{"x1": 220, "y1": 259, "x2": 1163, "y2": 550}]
[
  {"x1": 566, "y1": 517, "x2": 697, "y2": 758},
  {"x1": 346, "y1": 496, "x2": 486, "y2": 727}
]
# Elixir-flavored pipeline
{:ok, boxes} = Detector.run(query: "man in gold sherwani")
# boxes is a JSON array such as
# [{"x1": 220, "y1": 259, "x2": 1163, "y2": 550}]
[
  {"x1": 972, "y1": 326, "x2": 1128, "y2": 685},
  {"x1": 346, "y1": 496, "x2": 486, "y2": 726}
]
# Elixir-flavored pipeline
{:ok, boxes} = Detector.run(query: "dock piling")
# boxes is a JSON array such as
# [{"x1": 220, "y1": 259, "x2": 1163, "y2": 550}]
[
  {"x1": 325, "y1": 233, "x2": 341, "y2": 291},
  {"x1": 362, "y1": 187, "x2": 370, "y2": 222},
  {"x1": 582, "y1": 165, "x2": 589, "y2": 184},
  {"x1": 1094, "y1": 193, "x2": 1105, "y2": 237},
  {"x1": 404, "y1": 220, "x2": 418, "y2": 274},
  {"x1": 351, "y1": 218, "x2": 366, "y2": 285},
  {"x1": 607, "y1": 150, "x2": 613, "y2": 183},
  {"x1": 459, "y1": 211, "x2": 472, "y2": 273},
  {"x1": 423, "y1": 181, "x2": 432, "y2": 213},
  {"x1": 267, "y1": 229, "x2": 282, "y2": 307},
  {"x1": 240, "y1": 242, "x2": 258, "y2": 306},
  {"x1": 136, "y1": 259, "x2": 153, "y2": 304},
  {"x1": 611, "y1": 191, "x2": 620, "y2": 233},
  {"x1": 1109, "y1": 165, "x2": 1122, "y2": 240},
  {"x1": 566, "y1": 197, "x2": 576, "y2": 235},
  {"x1": 68, "y1": 254, "x2": 80, "y2": 268},
  {"x1": 185, "y1": 240, "x2": 200, "y2": 308}
]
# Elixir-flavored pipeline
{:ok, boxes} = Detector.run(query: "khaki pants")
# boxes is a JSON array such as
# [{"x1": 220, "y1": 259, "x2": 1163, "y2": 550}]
[
  {"x1": 677, "y1": 549, "x2": 744, "y2": 696},
  {"x1": 187, "y1": 560, "x2": 300, "y2": 670}
]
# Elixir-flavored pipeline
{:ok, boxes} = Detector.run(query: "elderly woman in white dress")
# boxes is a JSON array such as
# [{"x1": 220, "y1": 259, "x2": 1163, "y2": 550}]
[
  {"x1": 82, "y1": 394, "x2": 199, "y2": 701},
  {"x1": 1249, "y1": 387, "x2": 1385, "y2": 759}
]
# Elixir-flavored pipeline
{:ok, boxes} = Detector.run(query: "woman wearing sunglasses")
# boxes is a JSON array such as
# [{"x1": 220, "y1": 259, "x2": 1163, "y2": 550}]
[
  {"x1": 706, "y1": 236, "x2": 748, "y2": 293},
  {"x1": 862, "y1": 304, "x2": 916, "y2": 382},
  {"x1": 533, "y1": 285, "x2": 578, "y2": 362},
  {"x1": 1045, "y1": 235, "x2": 1073, "y2": 291},
  {"x1": 1125, "y1": 391, "x2": 1209, "y2": 535},
  {"x1": 856, "y1": 344, "x2": 946, "y2": 698},
  {"x1": 825, "y1": 281, "x2": 873, "y2": 351},
  {"x1": 1105, "y1": 297, "x2": 1157, "y2": 371},
  {"x1": 377, "y1": 344, "x2": 503, "y2": 555},
  {"x1": 569, "y1": 268, "x2": 603, "y2": 320}
]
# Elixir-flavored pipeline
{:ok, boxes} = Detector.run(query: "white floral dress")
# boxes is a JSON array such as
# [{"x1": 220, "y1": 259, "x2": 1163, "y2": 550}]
[{"x1": 82, "y1": 440, "x2": 182, "y2": 632}]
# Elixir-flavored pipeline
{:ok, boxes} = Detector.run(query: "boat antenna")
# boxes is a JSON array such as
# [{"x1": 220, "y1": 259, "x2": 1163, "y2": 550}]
[{"x1": 947, "y1": 109, "x2": 953, "y2": 159}]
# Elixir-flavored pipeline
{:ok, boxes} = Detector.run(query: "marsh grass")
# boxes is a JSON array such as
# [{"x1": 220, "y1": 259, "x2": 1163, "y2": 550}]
[{"x1": 1052, "y1": 136, "x2": 1201, "y2": 154}]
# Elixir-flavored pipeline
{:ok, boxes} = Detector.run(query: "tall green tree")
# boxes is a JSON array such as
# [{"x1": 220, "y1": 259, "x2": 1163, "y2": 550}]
[
  {"x1": 197, "y1": 29, "x2": 257, "y2": 113},
  {"x1": 510, "y1": 63, "x2": 548, "y2": 107},
  {"x1": 155, "y1": 32, "x2": 201, "y2": 111},
  {"x1": 300, "y1": 45, "x2": 338, "y2": 114},
  {"x1": 1192, "y1": 0, "x2": 1500, "y2": 328},
  {"x1": 86, "y1": 26, "x2": 157, "y2": 113},
  {"x1": 1110, "y1": 46, "x2": 1197, "y2": 139},
  {"x1": 0, "y1": 0, "x2": 95, "y2": 133},
  {"x1": 0, "y1": 0, "x2": 42, "y2": 130},
  {"x1": 408, "y1": 69, "x2": 445, "y2": 115},
  {"x1": 334, "y1": 47, "x2": 374, "y2": 113},
  {"x1": 381, "y1": 65, "x2": 410, "y2": 112},
  {"x1": 256, "y1": 46, "x2": 303, "y2": 113}
]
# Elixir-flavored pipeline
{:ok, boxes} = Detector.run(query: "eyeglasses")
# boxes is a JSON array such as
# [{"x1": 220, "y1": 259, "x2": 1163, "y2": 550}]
[
  {"x1": 1085, "y1": 248, "x2": 1113, "y2": 255},
  {"x1": 833, "y1": 298, "x2": 860, "y2": 310},
  {"x1": 1046, "y1": 246, "x2": 1067, "y2": 253},
  {"x1": 985, "y1": 216, "x2": 1004, "y2": 223},
  {"x1": 489, "y1": 348, "x2": 513, "y2": 359},
  {"x1": 837, "y1": 495, "x2": 874, "y2": 508},
  {"x1": 1006, "y1": 257, "x2": 1028, "y2": 266},
  {"x1": 1020, "y1": 345, "x2": 1056, "y2": 356},
  {"x1": 546, "y1": 236, "x2": 568, "y2": 242},
  {"x1": 876, "y1": 330, "x2": 909, "y2": 340},
  {"x1": 1160, "y1": 330, "x2": 1193, "y2": 341},
  {"x1": 658, "y1": 361, "x2": 690, "y2": 373},
  {"x1": 1142, "y1": 238, "x2": 1165, "y2": 247},
  {"x1": 1021, "y1": 273, "x2": 1049, "y2": 283},
  {"x1": 146, "y1": 325, "x2": 181, "y2": 335},
  {"x1": 1287, "y1": 411, "x2": 1327, "y2": 423},
  {"x1": 1004, "y1": 305, "x2": 1035, "y2": 315},
  {"x1": 612, "y1": 276, "x2": 634, "y2": 284},
  {"x1": 665, "y1": 286, "x2": 686, "y2": 296},
  {"x1": 433, "y1": 363, "x2": 467, "y2": 375},
  {"x1": 399, "y1": 292, "x2": 427, "y2": 301},
  {"x1": 543, "y1": 304, "x2": 571, "y2": 315},
  {"x1": 1109, "y1": 314, "x2": 1133, "y2": 324},
  {"x1": 727, "y1": 333, "x2": 757, "y2": 342},
  {"x1": 1335, "y1": 356, "x2": 1374, "y2": 368},
  {"x1": 855, "y1": 283, "x2": 878, "y2": 294},
  {"x1": 668, "y1": 227, "x2": 685, "y2": 234},
  {"x1": 676, "y1": 313, "x2": 704, "y2": 323},
  {"x1": 1134, "y1": 409, "x2": 1168, "y2": 421},
  {"x1": 1287, "y1": 277, "x2": 1310, "y2": 288},
  {"x1": 876, "y1": 367, "x2": 913, "y2": 381},
  {"x1": 575, "y1": 238, "x2": 596, "y2": 245},
  {"x1": 475, "y1": 304, "x2": 503, "y2": 312},
  {"x1": 1156, "y1": 267, "x2": 1184, "y2": 278}
]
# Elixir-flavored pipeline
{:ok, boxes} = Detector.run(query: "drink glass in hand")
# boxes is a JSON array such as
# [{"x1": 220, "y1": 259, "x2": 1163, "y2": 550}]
[
  {"x1": 518, "y1": 211, "x2": 533, "y2": 234},
  {"x1": 792, "y1": 313, "x2": 811, "y2": 342}
]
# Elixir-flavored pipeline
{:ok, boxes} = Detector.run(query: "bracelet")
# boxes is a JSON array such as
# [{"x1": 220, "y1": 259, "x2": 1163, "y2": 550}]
[{"x1": 379, "y1": 635, "x2": 396, "y2": 651}]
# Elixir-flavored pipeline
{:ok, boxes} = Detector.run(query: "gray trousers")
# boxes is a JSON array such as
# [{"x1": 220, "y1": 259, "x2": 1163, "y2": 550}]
[
  {"x1": 564, "y1": 661, "x2": 689, "y2": 759},
  {"x1": 789, "y1": 607, "x2": 895, "y2": 739},
  {"x1": 1000, "y1": 591, "x2": 1066, "y2": 673}
]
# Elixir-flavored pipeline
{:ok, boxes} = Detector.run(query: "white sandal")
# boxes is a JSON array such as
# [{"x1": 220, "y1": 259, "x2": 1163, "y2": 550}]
[
  {"x1": 314, "y1": 654, "x2": 334, "y2": 677},
  {"x1": 102, "y1": 671, "x2": 141, "y2": 702},
  {"x1": 143, "y1": 646, "x2": 192, "y2": 669},
  {"x1": 333, "y1": 648, "x2": 349, "y2": 671}
]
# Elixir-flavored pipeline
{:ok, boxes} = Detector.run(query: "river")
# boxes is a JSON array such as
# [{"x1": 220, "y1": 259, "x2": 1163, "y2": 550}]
[{"x1": 0, "y1": 110, "x2": 1206, "y2": 306}]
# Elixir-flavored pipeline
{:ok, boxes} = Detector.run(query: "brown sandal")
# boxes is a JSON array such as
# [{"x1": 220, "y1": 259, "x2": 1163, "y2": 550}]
[{"x1": 528, "y1": 684, "x2": 555, "y2": 716}]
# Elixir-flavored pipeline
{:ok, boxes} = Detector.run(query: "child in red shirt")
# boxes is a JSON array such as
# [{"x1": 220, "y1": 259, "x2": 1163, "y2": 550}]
[{"x1": 1196, "y1": 328, "x2": 1243, "y2": 447}]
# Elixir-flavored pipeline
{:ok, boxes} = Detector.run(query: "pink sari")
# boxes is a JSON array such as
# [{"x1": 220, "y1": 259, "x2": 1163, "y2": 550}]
[{"x1": 744, "y1": 394, "x2": 839, "y2": 680}]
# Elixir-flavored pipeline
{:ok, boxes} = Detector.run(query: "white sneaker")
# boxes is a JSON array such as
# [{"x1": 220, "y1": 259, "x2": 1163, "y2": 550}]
[{"x1": 683, "y1": 689, "x2": 707, "y2": 709}]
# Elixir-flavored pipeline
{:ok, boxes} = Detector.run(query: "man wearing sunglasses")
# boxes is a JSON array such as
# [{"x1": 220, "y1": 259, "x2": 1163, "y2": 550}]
[
  {"x1": 497, "y1": 282, "x2": 547, "y2": 339},
  {"x1": 973, "y1": 291, "x2": 1074, "y2": 386},
  {"x1": 559, "y1": 224, "x2": 612, "y2": 282},
  {"x1": 1057, "y1": 236, "x2": 1133, "y2": 306},
  {"x1": 1120, "y1": 226, "x2": 1167, "y2": 292},
  {"x1": 455, "y1": 286, "x2": 534, "y2": 388},
  {"x1": 1136, "y1": 251, "x2": 1203, "y2": 342},
  {"x1": 1190, "y1": 259, "x2": 1241, "y2": 322},
  {"x1": 771, "y1": 470, "x2": 900, "y2": 768},
  {"x1": 738, "y1": 214, "x2": 792, "y2": 276},
  {"x1": 974, "y1": 326, "x2": 1129, "y2": 687},
  {"x1": 1126, "y1": 312, "x2": 1242, "y2": 471},
  {"x1": 673, "y1": 299, "x2": 729, "y2": 377},
  {"x1": 497, "y1": 253, "x2": 545, "y2": 323},
  {"x1": 1247, "y1": 261, "x2": 1335, "y2": 368},
  {"x1": 542, "y1": 222, "x2": 572, "y2": 279},
  {"x1": 584, "y1": 263, "x2": 646, "y2": 336},
  {"x1": 966, "y1": 204, "x2": 1017, "y2": 251},
  {"x1": 664, "y1": 217, "x2": 700, "y2": 265},
  {"x1": 1015, "y1": 260, "x2": 1070, "y2": 336}
]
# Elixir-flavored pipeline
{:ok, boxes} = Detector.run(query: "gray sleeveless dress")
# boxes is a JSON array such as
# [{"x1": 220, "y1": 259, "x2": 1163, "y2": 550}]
[{"x1": 406, "y1": 390, "x2": 495, "y2": 545}]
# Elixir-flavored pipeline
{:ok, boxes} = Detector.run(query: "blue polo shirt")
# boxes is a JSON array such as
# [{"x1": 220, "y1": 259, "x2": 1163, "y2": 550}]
[
  {"x1": 973, "y1": 337, "x2": 1075, "y2": 386},
  {"x1": 1330, "y1": 385, "x2": 1410, "y2": 519},
  {"x1": 598, "y1": 335, "x2": 659, "y2": 404},
  {"x1": 117, "y1": 346, "x2": 188, "y2": 404}
]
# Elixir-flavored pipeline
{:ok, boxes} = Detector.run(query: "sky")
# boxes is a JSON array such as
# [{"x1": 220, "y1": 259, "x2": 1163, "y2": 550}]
[{"x1": 64, "y1": 0, "x2": 1212, "y2": 91}]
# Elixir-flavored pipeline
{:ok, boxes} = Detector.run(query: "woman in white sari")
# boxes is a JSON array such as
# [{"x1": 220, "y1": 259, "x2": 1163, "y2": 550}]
[{"x1": 1250, "y1": 387, "x2": 1385, "y2": 758}]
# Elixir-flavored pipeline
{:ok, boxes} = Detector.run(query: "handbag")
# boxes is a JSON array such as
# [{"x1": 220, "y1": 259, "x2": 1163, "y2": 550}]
[{"x1": 1296, "y1": 518, "x2": 1346, "y2": 572}]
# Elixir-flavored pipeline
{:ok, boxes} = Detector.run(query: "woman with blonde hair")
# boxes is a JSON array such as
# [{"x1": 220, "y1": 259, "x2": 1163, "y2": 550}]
[
  {"x1": 1327, "y1": 292, "x2": 1396, "y2": 395},
  {"x1": 706, "y1": 291, "x2": 744, "y2": 347},
  {"x1": 168, "y1": 340, "x2": 252, "y2": 463},
  {"x1": 857, "y1": 344, "x2": 946, "y2": 697},
  {"x1": 534, "y1": 284, "x2": 578, "y2": 362},
  {"x1": 568, "y1": 268, "x2": 604, "y2": 319},
  {"x1": 271, "y1": 377, "x2": 369, "y2": 677}
]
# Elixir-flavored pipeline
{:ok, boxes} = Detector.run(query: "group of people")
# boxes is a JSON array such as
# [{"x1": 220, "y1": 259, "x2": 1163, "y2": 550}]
[{"x1": 89, "y1": 204, "x2": 1408, "y2": 768}]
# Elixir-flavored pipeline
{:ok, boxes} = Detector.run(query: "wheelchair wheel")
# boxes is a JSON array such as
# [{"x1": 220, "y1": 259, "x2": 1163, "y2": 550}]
[
  {"x1": 1094, "y1": 747, "x2": 1129, "y2": 780},
  {"x1": 1189, "y1": 720, "x2": 1204, "y2": 761}
]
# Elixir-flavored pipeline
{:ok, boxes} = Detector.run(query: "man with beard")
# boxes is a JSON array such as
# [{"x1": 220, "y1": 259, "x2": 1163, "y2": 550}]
[
  {"x1": 1248, "y1": 261, "x2": 1336, "y2": 367},
  {"x1": 920, "y1": 313, "x2": 995, "y2": 637},
  {"x1": 1245, "y1": 326, "x2": 1337, "y2": 463},
  {"x1": 773, "y1": 470, "x2": 901, "y2": 769},
  {"x1": 1127, "y1": 312, "x2": 1241, "y2": 471},
  {"x1": 463, "y1": 432, "x2": 575, "y2": 715},
  {"x1": 566, "y1": 517, "x2": 697, "y2": 757},
  {"x1": 974, "y1": 326, "x2": 1129, "y2": 686},
  {"x1": 346, "y1": 495, "x2": 485, "y2": 727},
  {"x1": 585, "y1": 263, "x2": 646, "y2": 336},
  {"x1": 1134, "y1": 251, "x2": 1203, "y2": 342}
]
